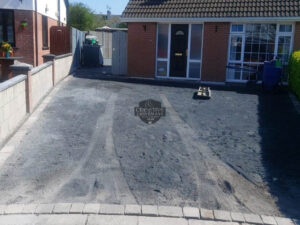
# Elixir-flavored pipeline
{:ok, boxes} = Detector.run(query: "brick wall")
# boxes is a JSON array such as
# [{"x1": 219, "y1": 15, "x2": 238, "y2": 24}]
[
  {"x1": 13, "y1": 10, "x2": 60, "y2": 67},
  {"x1": 13, "y1": 10, "x2": 35, "y2": 66},
  {"x1": 37, "y1": 14, "x2": 59, "y2": 65},
  {"x1": 201, "y1": 22, "x2": 230, "y2": 82},
  {"x1": 127, "y1": 23, "x2": 156, "y2": 78},
  {"x1": 294, "y1": 22, "x2": 300, "y2": 51}
]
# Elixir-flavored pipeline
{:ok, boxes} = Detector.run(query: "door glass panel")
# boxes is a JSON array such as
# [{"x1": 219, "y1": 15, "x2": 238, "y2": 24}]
[
  {"x1": 156, "y1": 61, "x2": 168, "y2": 76},
  {"x1": 277, "y1": 36, "x2": 291, "y2": 63},
  {"x1": 230, "y1": 36, "x2": 242, "y2": 61},
  {"x1": 227, "y1": 63, "x2": 241, "y2": 80},
  {"x1": 176, "y1": 30, "x2": 184, "y2": 36},
  {"x1": 157, "y1": 24, "x2": 169, "y2": 59},
  {"x1": 189, "y1": 63, "x2": 200, "y2": 78},
  {"x1": 277, "y1": 36, "x2": 292, "y2": 82},
  {"x1": 190, "y1": 24, "x2": 203, "y2": 60}
]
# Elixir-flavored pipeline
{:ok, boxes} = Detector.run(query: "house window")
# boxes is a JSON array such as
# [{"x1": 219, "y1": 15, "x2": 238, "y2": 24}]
[
  {"x1": 42, "y1": 16, "x2": 48, "y2": 48},
  {"x1": 227, "y1": 23, "x2": 293, "y2": 82},
  {"x1": 0, "y1": 10, "x2": 15, "y2": 45}
]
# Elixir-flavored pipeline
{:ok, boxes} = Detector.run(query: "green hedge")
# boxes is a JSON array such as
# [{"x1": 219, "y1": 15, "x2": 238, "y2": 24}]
[{"x1": 289, "y1": 50, "x2": 300, "y2": 100}]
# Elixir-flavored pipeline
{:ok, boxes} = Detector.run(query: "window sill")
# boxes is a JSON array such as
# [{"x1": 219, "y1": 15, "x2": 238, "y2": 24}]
[{"x1": 42, "y1": 47, "x2": 50, "y2": 50}]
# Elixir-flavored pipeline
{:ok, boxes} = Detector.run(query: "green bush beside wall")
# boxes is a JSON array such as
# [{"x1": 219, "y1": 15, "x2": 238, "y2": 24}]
[{"x1": 289, "y1": 50, "x2": 300, "y2": 100}]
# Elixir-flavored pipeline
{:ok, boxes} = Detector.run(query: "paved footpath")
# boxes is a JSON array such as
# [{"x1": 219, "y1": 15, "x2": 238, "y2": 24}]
[{"x1": 0, "y1": 203, "x2": 297, "y2": 225}]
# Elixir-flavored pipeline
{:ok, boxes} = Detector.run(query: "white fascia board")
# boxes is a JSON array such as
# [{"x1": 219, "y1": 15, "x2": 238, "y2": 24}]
[{"x1": 121, "y1": 17, "x2": 300, "y2": 23}]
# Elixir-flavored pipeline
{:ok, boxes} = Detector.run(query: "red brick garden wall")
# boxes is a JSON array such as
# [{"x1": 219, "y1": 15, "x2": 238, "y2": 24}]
[
  {"x1": 201, "y1": 22, "x2": 230, "y2": 82},
  {"x1": 294, "y1": 22, "x2": 300, "y2": 51},
  {"x1": 127, "y1": 23, "x2": 156, "y2": 78},
  {"x1": 13, "y1": 10, "x2": 61, "y2": 67},
  {"x1": 13, "y1": 10, "x2": 35, "y2": 66}
]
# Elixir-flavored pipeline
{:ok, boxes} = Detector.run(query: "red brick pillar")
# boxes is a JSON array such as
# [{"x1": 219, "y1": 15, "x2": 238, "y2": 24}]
[
  {"x1": 294, "y1": 22, "x2": 300, "y2": 51},
  {"x1": 43, "y1": 54, "x2": 56, "y2": 86},
  {"x1": 201, "y1": 22, "x2": 230, "y2": 82},
  {"x1": 10, "y1": 63, "x2": 33, "y2": 113}
]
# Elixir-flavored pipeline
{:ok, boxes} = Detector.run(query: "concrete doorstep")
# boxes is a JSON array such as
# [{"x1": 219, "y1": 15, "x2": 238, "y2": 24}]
[{"x1": 0, "y1": 203, "x2": 297, "y2": 225}]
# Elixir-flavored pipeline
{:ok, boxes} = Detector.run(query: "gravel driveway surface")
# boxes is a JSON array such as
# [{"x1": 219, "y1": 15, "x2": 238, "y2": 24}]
[{"x1": 0, "y1": 71, "x2": 299, "y2": 218}]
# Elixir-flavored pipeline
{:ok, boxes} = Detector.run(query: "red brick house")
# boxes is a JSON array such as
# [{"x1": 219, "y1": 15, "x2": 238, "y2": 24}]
[
  {"x1": 122, "y1": 0, "x2": 300, "y2": 84},
  {"x1": 0, "y1": 0, "x2": 68, "y2": 67}
]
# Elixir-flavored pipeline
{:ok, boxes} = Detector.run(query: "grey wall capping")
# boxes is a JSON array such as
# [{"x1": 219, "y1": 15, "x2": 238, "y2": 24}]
[
  {"x1": 32, "y1": 62, "x2": 53, "y2": 75},
  {"x1": 55, "y1": 53, "x2": 72, "y2": 59},
  {"x1": 10, "y1": 62, "x2": 33, "y2": 71},
  {"x1": 43, "y1": 54, "x2": 56, "y2": 61},
  {"x1": 0, "y1": 75, "x2": 27, "y2": 92}
]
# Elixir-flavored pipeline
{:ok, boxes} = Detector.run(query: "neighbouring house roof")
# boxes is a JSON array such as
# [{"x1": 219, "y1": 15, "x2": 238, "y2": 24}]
[{"x1": 122, "y1": 0, "x2": 300, "y2": 20}]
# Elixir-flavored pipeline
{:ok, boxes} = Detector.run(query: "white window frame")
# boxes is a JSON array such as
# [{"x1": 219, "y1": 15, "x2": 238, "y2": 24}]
[
  {"x1": 155, "y1": 23, "x2": 204, "y2": 80},
  {"x1": 226, "y1": 22, "x2": 295, "y2": 83}
]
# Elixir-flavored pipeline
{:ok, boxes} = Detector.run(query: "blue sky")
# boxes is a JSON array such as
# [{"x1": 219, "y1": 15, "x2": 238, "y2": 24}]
[{"x1": 69, "y1": 0, "x2": 129, "y2": 15}]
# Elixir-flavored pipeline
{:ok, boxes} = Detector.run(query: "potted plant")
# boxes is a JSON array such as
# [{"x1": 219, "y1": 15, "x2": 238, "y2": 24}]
[
  {"x1": 1, "y1": 42, "x2": 13, "y2": 58},
  {"x1": 20, "y1": 20, "x2": 28, "y2": 30}
]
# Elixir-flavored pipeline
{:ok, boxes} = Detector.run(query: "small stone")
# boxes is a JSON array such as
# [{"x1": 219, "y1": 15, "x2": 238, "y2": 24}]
[
  {"x1": 261, "y1": 215, "x2": 277, "y2": 225},
  {"x1": 125, "y1": 204, "x2": 141, "y2": 215},
  {"x1": 53, "y1": 203, "x2": 71, "y2": 214},
  {"x1": 158, "y1": 206, "x2": 183, "y2": 217},
  {"x1": 70, "y1": 203, "x2": 85, "y2": 214},
  {"x1": 141, "y1": 205, "x2": 158, "y2": 216},
  {"x1": 214, "y1": 210, "x2": 231, "y2": 221},
  {"x1": 22, "y1": 204, "x2": 38, "y2": 214},
  {"x1": 183, "y1": 207, "x2": 200, "y2": 219},
  {"x1": 244, "y1": 213, "x2": 263, "y2": 224},
  {"x1": 5, "y1": 204, "x2": 24, "y2": 214},
  {"x1": 83, "y1": 204, "x2": 100, "y2": 214},
  {"x1": 231, "y1": 212, "x2": 245, "y2": 223},
  {"x1": 35, "y1": 204, "x2": 55, "y2": 214},
  {"x1": 99, "y1": 204, "x2": 124, "y2": 215},
  {"x1": 200, "y1": 208, "x2": 214, "y2": 220}
]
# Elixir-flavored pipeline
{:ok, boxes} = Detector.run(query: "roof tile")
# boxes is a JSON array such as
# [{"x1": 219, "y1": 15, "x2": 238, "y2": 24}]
[{"x1": 122, "y1": 0, "x2": 300, "y2": 18}]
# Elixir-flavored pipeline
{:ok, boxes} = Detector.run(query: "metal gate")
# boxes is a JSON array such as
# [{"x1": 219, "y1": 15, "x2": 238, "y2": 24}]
[
  {"x1": 112, "y1": 31, "x2": 128, "y2": 75},
  {"x1": 50, "y1": 26, "x2": 71, "y2": 55}
]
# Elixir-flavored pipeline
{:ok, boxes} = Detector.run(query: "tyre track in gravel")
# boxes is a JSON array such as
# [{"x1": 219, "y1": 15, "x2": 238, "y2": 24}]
[
  {"x1": 160, "y1": 93, "x2": 279, "y2": 215},
  {"x1": 45, "y1": 93, "x2": 137, "y2": 204}
]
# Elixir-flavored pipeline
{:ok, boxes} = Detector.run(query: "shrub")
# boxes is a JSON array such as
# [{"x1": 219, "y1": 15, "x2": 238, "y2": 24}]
[{"x1": 289, "y1": 50, "x2": 300, "y2": 100}]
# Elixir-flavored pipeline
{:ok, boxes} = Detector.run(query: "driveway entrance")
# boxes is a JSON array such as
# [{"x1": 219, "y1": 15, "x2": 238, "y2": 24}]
[{"x1": 0, "y1": 71, "x2": 299, "y2": 218}]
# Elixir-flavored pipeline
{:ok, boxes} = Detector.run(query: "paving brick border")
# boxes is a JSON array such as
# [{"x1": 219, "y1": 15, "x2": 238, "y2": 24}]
[{"x1": 0, "y1": 203, "x2": 297, "y2": 225}]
